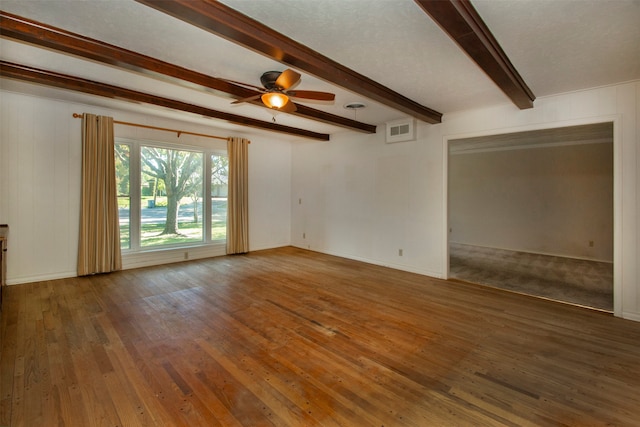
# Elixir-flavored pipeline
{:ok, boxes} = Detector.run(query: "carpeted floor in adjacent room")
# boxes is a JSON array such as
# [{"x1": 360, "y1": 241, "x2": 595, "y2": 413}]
[{"x1": 449, "y1": 243, "x2": 613, "y2": 311}]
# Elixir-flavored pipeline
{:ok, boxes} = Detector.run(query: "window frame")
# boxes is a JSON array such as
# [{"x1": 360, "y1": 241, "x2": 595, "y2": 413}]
[{"x1": 116, "y1": 137, "x2": 228, "y2": 254}]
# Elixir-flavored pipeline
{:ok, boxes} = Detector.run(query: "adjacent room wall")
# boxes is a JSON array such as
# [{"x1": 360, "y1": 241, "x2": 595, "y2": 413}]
[
  {"x1": 291, "y1": 81, "x2": 639, "y2": 321},
  {"x1": 449, "y1": 142, "x2": 613, "y2": 262},
  {"x1": 0, "y1": 90, "x2": 292, "y2": 284}
]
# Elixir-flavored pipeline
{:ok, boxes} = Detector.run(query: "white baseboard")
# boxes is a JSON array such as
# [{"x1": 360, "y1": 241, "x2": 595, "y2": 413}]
[
  {"x1": 249, "y1": 242, "x2": 291, "y2": 252},
  {"x1": 292, "y1": 244, "x2": 444, "y2": 280},
  {"x1": 622, "y1": 311, "x2": 640, "y2": 323},
  {"x1": 449, "y1": 241, "x2": 613, "y2": 264},
  {"x1": 7, "y1": 270, "x2": 77, "y2": 285}
]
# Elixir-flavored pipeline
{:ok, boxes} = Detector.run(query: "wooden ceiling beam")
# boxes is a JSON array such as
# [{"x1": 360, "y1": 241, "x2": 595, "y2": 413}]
[
  {"x1": 0, "y1": 61, "x2": 330, "y2": 141},
  {"x1": 0, "y1": 11, "x2": 374, "y2": 133},
  {"x1": 414, "y1": 0, "x2": 535, "y2": 109},
  {"x1": 134, "y1": 0, "x2": 443, "y2": 124}
]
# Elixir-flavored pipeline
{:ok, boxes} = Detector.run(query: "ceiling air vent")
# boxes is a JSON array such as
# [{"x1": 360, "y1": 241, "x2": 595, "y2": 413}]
[{"x1": 386, "y1": 118, "x2": 416, "y2": 143}]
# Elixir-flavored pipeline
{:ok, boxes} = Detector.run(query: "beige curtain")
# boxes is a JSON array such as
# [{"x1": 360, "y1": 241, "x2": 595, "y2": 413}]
[
  {"x1": 77, "y1": 113, "x2": 122, "y2": 275},
  {"x1": 226, "y1": 137, "x2": 250, "y2": 254}
]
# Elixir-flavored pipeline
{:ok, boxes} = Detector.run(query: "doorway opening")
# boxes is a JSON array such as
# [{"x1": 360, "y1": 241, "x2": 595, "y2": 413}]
[{"x1": 447, "y1": 122, "x2": 614, "y2": 311}]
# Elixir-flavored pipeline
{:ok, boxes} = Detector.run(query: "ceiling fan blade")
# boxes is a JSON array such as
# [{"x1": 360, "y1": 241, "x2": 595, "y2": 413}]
[
  {"x1": 279, "y1": 99, "x2": 297, "y2": 113},
  {"x1": 287, "y1": 90, "x2": 336, "y2": 101},
  {"x1": 231, "y1": 94, "x2": 262, "y2": 104},
  {"x1": 275, "y1": 69, "x2": 301, "y2": 90}
]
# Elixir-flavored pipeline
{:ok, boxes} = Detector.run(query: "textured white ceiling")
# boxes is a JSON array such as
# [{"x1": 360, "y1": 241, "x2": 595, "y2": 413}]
[
  {"x1": 1, "y1": 0, "x2": 639, "y2": 139},
  {"x1": 220, "y1": 0, "x2": 508, "y2": 113},
  {"x1": 473, "y1": 0, "x2": 640, "y2": 97}
]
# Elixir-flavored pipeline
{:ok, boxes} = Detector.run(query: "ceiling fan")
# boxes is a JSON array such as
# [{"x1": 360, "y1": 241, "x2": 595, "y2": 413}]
[{"x1": 227, "y1": 69, "x2": 335, "y2": 113}]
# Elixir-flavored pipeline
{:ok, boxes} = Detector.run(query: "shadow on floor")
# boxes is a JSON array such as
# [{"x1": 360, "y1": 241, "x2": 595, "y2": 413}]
[{"x1": 449, "y1": 243, "x2": 613, "y2": 312}]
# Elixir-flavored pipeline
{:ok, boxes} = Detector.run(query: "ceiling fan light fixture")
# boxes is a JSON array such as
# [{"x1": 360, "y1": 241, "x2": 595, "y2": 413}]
[{"x1": 262, "y1": 92, "x2": 289, "y2": 109}]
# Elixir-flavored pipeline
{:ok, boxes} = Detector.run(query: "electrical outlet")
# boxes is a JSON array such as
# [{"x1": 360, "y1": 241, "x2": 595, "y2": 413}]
[{"x1": 399, "y1": 249, "x2": 403, "y2": 256}]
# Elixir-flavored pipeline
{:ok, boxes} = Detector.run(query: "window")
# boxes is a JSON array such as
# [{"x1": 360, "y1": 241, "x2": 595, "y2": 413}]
[{"x1": 115, "y1": 139, "x2": 228, "y2": 252}]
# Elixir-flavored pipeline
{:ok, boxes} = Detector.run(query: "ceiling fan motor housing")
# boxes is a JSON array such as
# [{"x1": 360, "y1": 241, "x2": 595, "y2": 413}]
[{"x1": 261, "y1": 71, "x2": 284, "y2": 90}]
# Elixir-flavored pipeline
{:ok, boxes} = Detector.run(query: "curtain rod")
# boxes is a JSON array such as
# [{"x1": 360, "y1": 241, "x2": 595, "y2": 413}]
[{"x1": 72, "y1": 113, "x2": 231, "y2": 141}]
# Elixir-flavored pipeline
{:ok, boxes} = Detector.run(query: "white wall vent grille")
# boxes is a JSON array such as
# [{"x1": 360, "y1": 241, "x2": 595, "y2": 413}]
[{"x1": 386, "y1": 118, "x2": 416, "y2": 143}]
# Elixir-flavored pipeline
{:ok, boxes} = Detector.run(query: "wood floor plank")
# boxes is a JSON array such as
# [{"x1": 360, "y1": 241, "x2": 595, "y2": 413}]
[
  {"x1": 2, "y1": 247, "x2": 640, "y2": 426},
  {"x1": 194, "y1": 325, "x2": 352, "y2": 427},
  {"x1": 101, "y1": 331, "x2": 179, "y2": 426},
  {"x1": 166, "y1": 343, "x2": 244, "y2": 427}
]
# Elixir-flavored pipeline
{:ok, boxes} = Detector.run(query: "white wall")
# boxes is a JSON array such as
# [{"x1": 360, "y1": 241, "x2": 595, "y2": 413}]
[
  {"x1": 248, "y1": 136, "x2": 292, "y2": 251},
  {"x1": 0, "y1": 90, "x2": 292, "y2": 284},
  {"x1": 291, "y1": 124, "x2": 445, "y2": 278},
  {"x1": 291, "y1": 81, "x2": 639, "y2": 321},
  {"x1": 449, "y1": 142, "x2": 613, "y2": 261}
]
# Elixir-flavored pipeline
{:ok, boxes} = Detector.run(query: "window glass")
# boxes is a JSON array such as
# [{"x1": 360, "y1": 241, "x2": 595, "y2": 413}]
[
  {"x1": 211, "y1": 154, "x2": 229, "y2": 241},
  {"x1": 115, "y1": 143, "x2": 130, "y2": 249},
  {"x1": 140, "y1": 146, "x2": 203, "y2": 247}
]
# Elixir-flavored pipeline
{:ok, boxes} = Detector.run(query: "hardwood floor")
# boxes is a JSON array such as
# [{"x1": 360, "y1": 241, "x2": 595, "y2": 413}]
[{"x1": 2, "y1": 247, "x2": 640, "y2": 426}]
